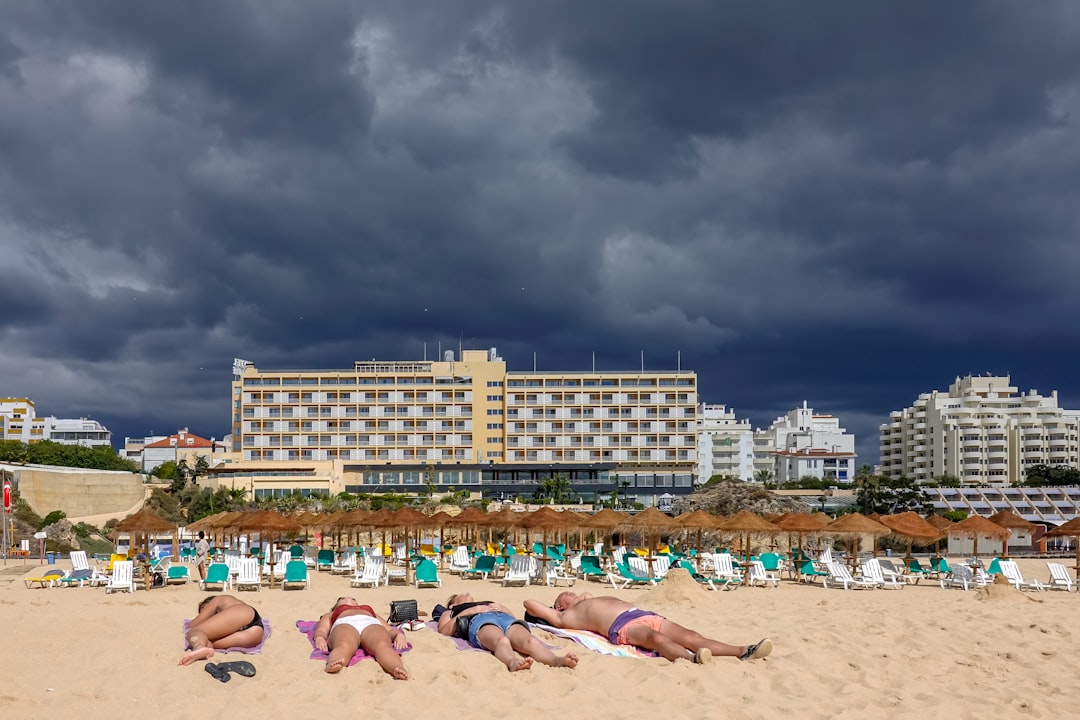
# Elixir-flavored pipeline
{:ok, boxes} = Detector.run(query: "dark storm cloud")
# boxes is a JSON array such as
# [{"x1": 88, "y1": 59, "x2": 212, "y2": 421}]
[{"x1": 0, "y1": 1, "x2": 1078, "y2": 462}]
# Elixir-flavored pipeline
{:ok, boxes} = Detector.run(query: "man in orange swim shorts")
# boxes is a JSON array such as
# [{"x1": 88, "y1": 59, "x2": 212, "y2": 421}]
[{"x1": 523, "y1": 591, "x2": 772, "y2": 664}]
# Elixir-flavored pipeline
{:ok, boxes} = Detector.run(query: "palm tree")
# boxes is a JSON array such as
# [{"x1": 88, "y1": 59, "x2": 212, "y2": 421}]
[{"x1": 755, "y1": 469, "x2": 774, "y2": 488}]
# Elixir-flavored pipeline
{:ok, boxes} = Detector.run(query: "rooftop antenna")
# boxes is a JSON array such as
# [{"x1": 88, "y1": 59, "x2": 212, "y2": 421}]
[
  {"x1": 677, "y1": 350, "x2": 681, "y2": 372},
  {"x1": 640, "y1": 350, "x2": 644, "y2": 373},
  {"x1": 423, "y1": 342, "x2": 427, "y2": 361},
  {"x1": 533, "y1": 351, "x2": 537, "y2": 372},
  {"x1": 592, "y1": 351, "x2": 595, "y2": 373}
]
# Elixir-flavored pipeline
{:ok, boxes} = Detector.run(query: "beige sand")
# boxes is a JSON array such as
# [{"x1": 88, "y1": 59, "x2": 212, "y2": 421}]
[{"x1": 2, "y1": 556, "x2": 1077, "y2": 720}]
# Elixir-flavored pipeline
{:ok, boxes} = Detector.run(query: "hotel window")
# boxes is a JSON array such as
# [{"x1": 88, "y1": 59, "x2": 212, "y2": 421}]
[{"x1": 487, "y1": 409, "x2": 503, "y2": 415}]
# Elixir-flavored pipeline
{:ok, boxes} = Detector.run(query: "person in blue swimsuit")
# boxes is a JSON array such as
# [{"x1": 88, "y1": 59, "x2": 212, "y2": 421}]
[{"x1": 437, "y1": 592, "x2": 578, "y2": 672}]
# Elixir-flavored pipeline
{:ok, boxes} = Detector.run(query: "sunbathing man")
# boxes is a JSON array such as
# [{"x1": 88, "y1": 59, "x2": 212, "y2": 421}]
[
  {"x1": 437, "y1": 592, "x2": 578, "y2": 672},
  {"x1": 313, "y1": 596, "x2": 409, "y2": 679},
  {"x1": 522, "y1": 591, "x2": 771, "y2": 664},
  {"x1": 179, "y1": 594, "x2": 265, "y2": 665}
]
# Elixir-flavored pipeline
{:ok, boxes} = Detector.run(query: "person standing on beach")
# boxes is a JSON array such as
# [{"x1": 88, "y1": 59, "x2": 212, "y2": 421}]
[
  {"x1": 179, "y1": 595, "x2": 265, "y2": 665},
  {"x1": 523, "y1": 591, "x2": 772, "y2": 664},
  {"x1": 195, "y1": 531, "x2": 210, "y2": 581},
  {"x1": 313, "y1": 596, "x2": 409, "y2": 679},
  {"x1": 437, "y1": 592, "x2": 578, "y2": 672}
]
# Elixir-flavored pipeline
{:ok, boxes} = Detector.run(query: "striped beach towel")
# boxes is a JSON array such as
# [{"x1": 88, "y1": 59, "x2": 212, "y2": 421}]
[{"x1": 527, "y1": 622, "x2": 658, "y2": 658}]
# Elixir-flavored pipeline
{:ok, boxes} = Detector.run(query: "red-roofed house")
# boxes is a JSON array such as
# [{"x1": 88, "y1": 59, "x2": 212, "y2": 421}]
[{"x1": 141, "y1": 429, "x2": 229, "y2": 473}]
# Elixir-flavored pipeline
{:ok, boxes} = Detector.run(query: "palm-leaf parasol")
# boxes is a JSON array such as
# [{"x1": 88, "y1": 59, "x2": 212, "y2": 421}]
[
  {"x1": 583, "y1": 509, "x2": 629, "y2": 559},
  {"x1": 674, "y1": 510, "x2": 722, "y2": 568},
  {"x1": 234, "y1": 509, "x2": 302, "y2": 587},
  {"x1": 877, "y1": 512, "x2": 942, "y2": 564},
  {"x1": 823, "y1": 513, "x2": 891, "y2": 571},
  {"x1": 774, "y1": 512, "x2": 830, "y2": 577},
  {"x1": 520, "y1": 507, "x2": 574, "y2": 584},
  {"x1": 720, "y1": 511, "x2": 780, "y2": 584},
  {"x1": 115, "y1": 507, "x2": 178, "y2": 591},
  {"x1": 1046, "y1": 518, "x2": 1080, "y2": 581},
  {"x1": 620, "y1": 508, "x2": 675, "y2": 575},
  {"x1": 947, "y1": 514, "x2": 1010, "y2": 560},
  {"x1": 987, "y1": 510, "x2": 1038, "y2": 558}
]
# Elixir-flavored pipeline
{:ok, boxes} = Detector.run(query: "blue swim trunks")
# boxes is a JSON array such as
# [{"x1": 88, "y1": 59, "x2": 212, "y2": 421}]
[{"x1": 466, "y1": 611, "x2": 528, "y2": 649}]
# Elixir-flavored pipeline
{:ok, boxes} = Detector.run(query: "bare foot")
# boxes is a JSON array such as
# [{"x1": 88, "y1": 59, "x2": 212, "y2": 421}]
[
  {"x1": 325, "y1": 658, "x2": 348, "y2": 674},
  {"x1": 556, "y1": 652, "x2": 578, "y2": 669},
  {"x1": 390, "y1": 666, "x2": 409, "y2": 680},
  {"x1": 179, "y1": 646, "x2": 214, "y2": 666},
  {"x1": 506, "y1": 655, "x2": 533, "y2": 672}
]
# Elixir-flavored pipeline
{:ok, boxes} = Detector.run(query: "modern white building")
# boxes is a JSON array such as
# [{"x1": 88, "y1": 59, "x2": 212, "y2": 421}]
[
  {"x1": 880, "y1": 375, "x2": 1080, "y2": 485},
  {"x1": 758, "y1": 402, "x2": 857, "y2": 484},
  {"x1": 0, "y1": 398, "x2": 112, "y2": 447},
  {"x1": 696, "y1": 404, "x2": 755, "y2": 481}
]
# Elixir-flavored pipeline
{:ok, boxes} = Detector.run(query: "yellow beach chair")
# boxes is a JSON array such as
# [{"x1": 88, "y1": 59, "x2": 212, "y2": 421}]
[{"x1": 25, "y1": 568, "x2": 65, "y2": 589}]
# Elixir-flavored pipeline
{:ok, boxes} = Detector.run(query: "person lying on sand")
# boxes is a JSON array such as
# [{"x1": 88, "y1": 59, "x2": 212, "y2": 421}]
[
  {"x1": 523, "y1": 591, "x2": 772, "y2": 664},
  {"x1": 437, "y1": 592, "x2": 578, "y2": 672},
  {"x1": 179, "y1": 594, "x2": 265, "y2": 666},
  {"x1": 313, "y1": 596, "x2": 409, "y2": 679}
]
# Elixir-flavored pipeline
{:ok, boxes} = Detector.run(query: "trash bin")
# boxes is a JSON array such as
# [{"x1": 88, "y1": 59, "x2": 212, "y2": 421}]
[
  {"x1": 46, "y1": 552, "x2": 56, "y2": 564},
  {"x1": 885, "y1": 549, "x2": 892, "y2": 557}
]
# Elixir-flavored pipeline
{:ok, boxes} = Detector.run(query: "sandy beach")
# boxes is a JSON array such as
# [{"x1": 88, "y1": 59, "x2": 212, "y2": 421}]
[{"x1": 2, "y1": 556, "x2": 1077, "y2": 720}]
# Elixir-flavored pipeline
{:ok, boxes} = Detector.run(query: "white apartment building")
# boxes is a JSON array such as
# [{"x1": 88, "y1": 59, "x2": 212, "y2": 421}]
[
  {"x1": 0, "y1": 398, "x2": 112, "y2": 447},
  {"x1": 879, "y1": 375, "x2": 1080, "y2": 485},
  {"x1": 758, "y1": 402, "x2": 857, "y2": 484},
  {"x1": 696, "y1": 404, "x2": 755, "y2": 481}
]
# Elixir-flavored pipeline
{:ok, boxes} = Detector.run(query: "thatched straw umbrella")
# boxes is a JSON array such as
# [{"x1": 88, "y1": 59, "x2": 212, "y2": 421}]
[
  {"x1": 988, "y1": 510, "x2": 1038, "y2": 558},
  {"x1": 675, "y1": 510, "x2": 723, "y2": 567},
  {"x1": 425, "y1": 511, "x2": 457, "y2": 557},
  {"x1": 774, "y1": 512, "x2": 829, "y2": 578},
  {"x1": 395, "y1": 507, "x2": 435, "y2": 576},
  {"x1": 485, "y1": 507, "x2": 524, "y2": 556},
  {"x1": 583, "y1": 509, "x2": 629, "y2": 559},
  {"x1": 823, "y1": 513, "x2": 891, "y2": 572},
  {"x1": 925, "y1": 514, "x2": 955, "y2": 558},
  {"x1": 877, "y1": 512, "x2": 943, "y2": 565},
  {"x1": 720, "y1": 511, "x2": 780, "y2": 584},
  {"x1": 446, "y1": 507, "x2": 491, "y2": 548},
  {"x1": 1045, "y1": 518, "x2": 1080, "y2": 581},
  {"x1": 115, "y1": 508, "x2": 178, "y2": 591},
  {"x1": 520, "y1": 507, "x2": 574, "y2": 584},
  {"x1": 234, "y1": 510, "x2": 302, "y2": 587},
  {"x1": 619, "y1": 507, "x2": 675, "y2": 575},
  {"x1": 947, "y1": 515, "x2": 1011, "y2": 562}
]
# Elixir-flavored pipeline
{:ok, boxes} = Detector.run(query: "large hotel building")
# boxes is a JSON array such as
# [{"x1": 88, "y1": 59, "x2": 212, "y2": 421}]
[{"x1": 218, "y1": 349, "x2": 697, "y2": 506}]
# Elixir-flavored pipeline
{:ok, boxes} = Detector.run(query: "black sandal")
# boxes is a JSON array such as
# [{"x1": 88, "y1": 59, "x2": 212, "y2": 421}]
[
  {"x1": 215, "y1": 661, "x2": 256, "y2": 678},
  {"x1": 204, "y1": 663, "x2": 231, "y2": 683}
]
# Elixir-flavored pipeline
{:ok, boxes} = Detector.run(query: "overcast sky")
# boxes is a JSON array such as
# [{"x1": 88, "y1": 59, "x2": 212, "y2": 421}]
[{"x1": 3, "y1": 2, "x2": 1079, "y2": 465}]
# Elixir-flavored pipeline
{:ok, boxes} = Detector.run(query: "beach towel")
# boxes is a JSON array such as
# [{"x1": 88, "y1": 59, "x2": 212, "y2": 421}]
[
  {"x1": 296, "y1": 620, "x2": 411, "y2": 666},
  {"x1": 182, "y1": 619, "x2": 272, "y2": 654},
  {"x1": 527, "y1": 622, "x2": 658, "y2": 658}
]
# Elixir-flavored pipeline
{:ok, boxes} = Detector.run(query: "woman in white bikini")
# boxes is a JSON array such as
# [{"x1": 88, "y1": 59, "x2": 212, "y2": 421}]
[{"x1": 313, "y1": 596, "x2": 409, "y2": 679}]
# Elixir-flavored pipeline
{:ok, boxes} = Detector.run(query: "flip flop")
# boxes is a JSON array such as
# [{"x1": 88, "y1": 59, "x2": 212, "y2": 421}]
[
  {"x1": 215, "y1": 661, "x2": 256, "y2": 678},
  {"x1": 204, "y1": 663, "x2": 231, "y2": 683}
]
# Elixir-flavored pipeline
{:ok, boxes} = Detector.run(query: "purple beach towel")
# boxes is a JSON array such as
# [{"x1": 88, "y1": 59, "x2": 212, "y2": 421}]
[
  {"x1": 296, "y1": 620, "x2": 411, "y2": 666},
  {"x1": 182, "y1": 618, "x2": 271, "y2": 654}
]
